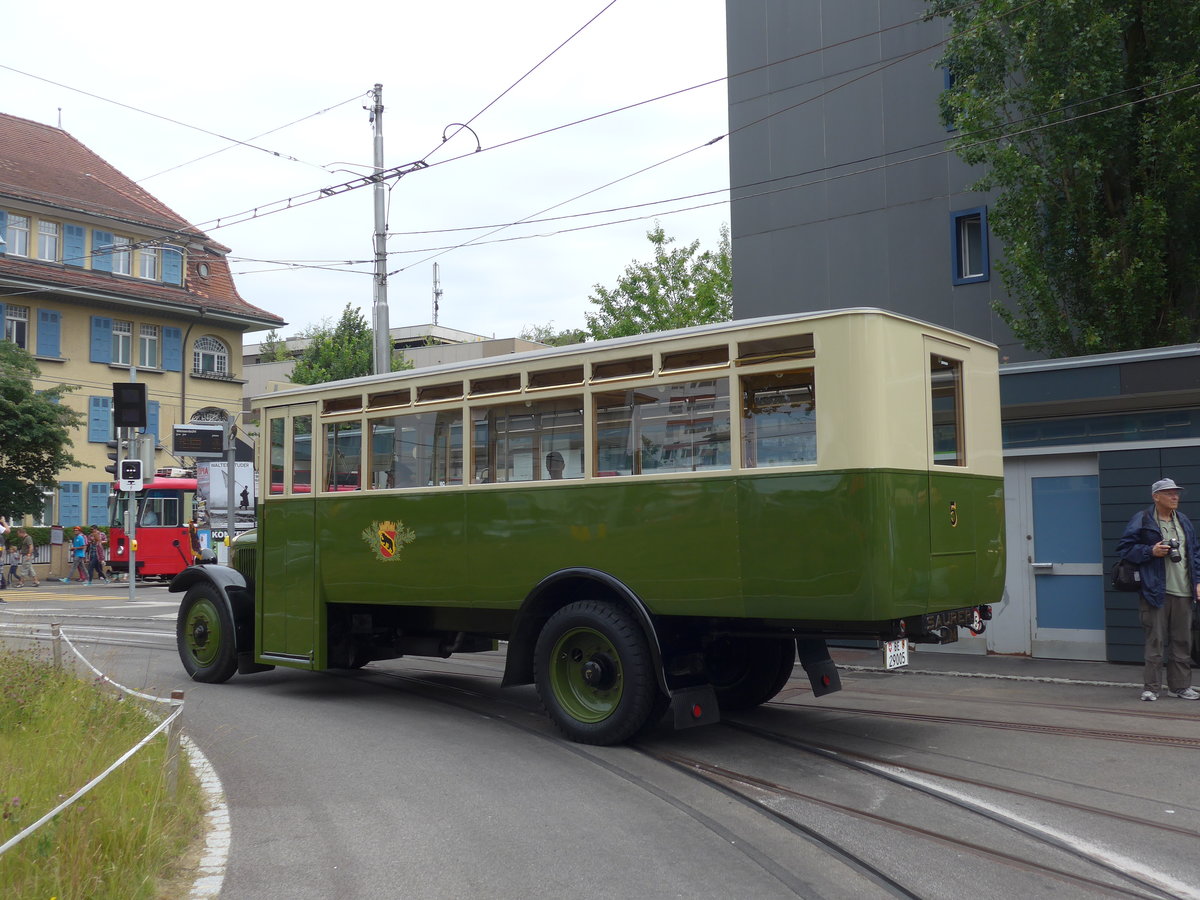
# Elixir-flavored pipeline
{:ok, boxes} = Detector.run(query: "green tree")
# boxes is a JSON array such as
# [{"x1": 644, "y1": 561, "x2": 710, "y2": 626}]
[
  {"x1": 586, "y1": 223, "x2": 732, "y2": 340},
  {"x1": 257, "y1": 328, "x2": 291, "y2": 362},
  {"x1": 931, "y1": 0, "x2": 1200, "y2": 355},
  {"x1": 290, "y1": 304, "x2": 410, "y2": 385},
  {"x1": 0, "y1": 342, "x2": 83, "y2": 515},
  {"x1": 518, "y1": 322, "x2": 589, "y2": 347}
]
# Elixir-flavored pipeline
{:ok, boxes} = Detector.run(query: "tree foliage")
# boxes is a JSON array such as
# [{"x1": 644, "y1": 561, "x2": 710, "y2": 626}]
[
  {"x1": 518, "y1": 323, "x2": 589, "y2": 347},
  {"x1": 585, "y1": 224, "x2": 732, "y2": 341},
  {"x1": 0, "y1": 342, "x2": 83, "y2": 516},
  {"x1": 290, "y1": 304, "x2": 410, "y2": 385},
  {"x1": 931, "y1": 0, "x2": 1200, "y2": 355},
  {"x1": 257, "y1": 329, "x2": 291, "y2": 362}
]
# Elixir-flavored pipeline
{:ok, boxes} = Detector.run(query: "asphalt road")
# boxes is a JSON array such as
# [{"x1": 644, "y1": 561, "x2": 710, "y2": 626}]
[{"x1": 3, "y1": 583, "x2": 1200, "y2": 900}]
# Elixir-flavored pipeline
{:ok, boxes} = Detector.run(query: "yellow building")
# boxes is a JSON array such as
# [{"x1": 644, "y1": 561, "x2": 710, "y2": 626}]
[{"x1": 0, "y1": 112, "x2": 284, "y2": 526}]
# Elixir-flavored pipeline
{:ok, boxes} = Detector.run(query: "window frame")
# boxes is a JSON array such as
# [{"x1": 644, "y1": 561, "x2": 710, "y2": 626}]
[
  {"x1": 950, "y1": 207, "x2": 989, "y2": 285},
  {"x1": 37, "y1": 220, "x2": 60, "y2": 262},
  {"x1": 138, "y1": 323, "x2": 160, "y2": 368},
  {"x1": 194, "y1": 336, "x2": 230, "y2": 376},
  {"x1": 4, "y1": 303, "x2": 29, "y2": 350},
  {"x1": 6, "y1": 213, "x2": 30, "y2": 257},
  {"x1": 112, "y1": 319, "x2": 133, "y2": 366}
]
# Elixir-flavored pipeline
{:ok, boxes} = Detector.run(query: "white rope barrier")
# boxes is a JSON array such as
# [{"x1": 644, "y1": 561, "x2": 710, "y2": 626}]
[
  {"x1": 0, "y1": 703, "x2": 182, "y2": 856},
  {"x1": 57, "y1": 628, "x2": 178, "y2": 704}
]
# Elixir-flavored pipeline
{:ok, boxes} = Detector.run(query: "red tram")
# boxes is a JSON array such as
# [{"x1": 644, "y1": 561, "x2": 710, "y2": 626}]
[{"x1": 107, "y1": 475, "x2": 200, "y2": 578}]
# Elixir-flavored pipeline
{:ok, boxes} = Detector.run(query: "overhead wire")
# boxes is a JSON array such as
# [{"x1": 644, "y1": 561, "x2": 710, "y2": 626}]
[{"x1": 0, "y1": 62, "x2": 338, "y2": 175}]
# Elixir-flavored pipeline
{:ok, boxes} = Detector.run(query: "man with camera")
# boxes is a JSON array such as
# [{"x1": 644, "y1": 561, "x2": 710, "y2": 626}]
[{"x1": 1117, "y1": 478, "x2": 1200, "y2": 701}]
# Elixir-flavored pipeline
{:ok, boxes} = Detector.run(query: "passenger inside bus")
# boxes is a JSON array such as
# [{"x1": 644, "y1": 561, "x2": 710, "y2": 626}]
[{"x1": 545, "y1": 451, "x2": 565, "y2": 480}]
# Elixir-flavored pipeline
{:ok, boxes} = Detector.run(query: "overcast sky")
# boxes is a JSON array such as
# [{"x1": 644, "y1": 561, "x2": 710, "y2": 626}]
[{"x1": 3, "y1": 0, "x2": 730, "y2": 342}]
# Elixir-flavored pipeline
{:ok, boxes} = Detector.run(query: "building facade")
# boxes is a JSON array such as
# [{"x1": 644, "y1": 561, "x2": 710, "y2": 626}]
[{"x1": 0, "y1": 113, "x2": 284, "y2": 527}]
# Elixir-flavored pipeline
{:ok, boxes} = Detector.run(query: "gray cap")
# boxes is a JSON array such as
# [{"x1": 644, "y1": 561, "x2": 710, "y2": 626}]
[{"x1": 1152, "y1": 478, "x2": 1184, "y2": 494}]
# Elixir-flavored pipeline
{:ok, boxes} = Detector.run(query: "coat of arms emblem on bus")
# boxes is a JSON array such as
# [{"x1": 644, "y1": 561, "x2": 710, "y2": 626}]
[{"x1": 362, "y1": 520, "x2": 416, "y2": 562}]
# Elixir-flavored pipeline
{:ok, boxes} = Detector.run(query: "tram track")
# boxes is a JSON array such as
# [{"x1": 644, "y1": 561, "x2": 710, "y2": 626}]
[{"x1": 349, "y1": 661, "x2": 1196, "y2": 899}]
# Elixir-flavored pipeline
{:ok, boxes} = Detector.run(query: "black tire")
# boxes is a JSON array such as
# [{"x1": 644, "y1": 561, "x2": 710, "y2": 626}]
[
  {"x1": 534, "y1": 600, "x2": 663, "y2": 745},
  {"x1": 705, "y1": 637, "x2": 796, "y2": 711},
  {"x1": 177, "y1": 583, "x2": 238, "y2": 683}
]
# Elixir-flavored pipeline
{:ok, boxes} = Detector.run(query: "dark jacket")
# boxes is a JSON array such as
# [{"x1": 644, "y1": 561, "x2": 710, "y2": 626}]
[{"x1": 1117, "y1": 507, "x2": 1200, "y2": 608}]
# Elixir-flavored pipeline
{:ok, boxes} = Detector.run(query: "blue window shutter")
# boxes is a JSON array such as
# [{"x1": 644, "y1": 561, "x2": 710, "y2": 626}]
[
  {"x1": 36, "y1": 309, "x2": 61, "y2": 357},
  {"x1": 64, "y1": 224, "x2": 86, "y2": 267},
  {"x1": 87, "y1": 483, "x2": 111, "y2": 525},
  {"x1": 90, "y1": 316, "x2": 113, "y2": 363},
  {"x1": 162, "y1": 246, "x2": 183, "y2": 285},
  {"x1": 140, "y1": 400, "x2": 160, "y2": 441},
  {"x1": 0, "y1": 301, "x2": 5, "y2": 327},
  {"x1": 163, "y1": 327, "x2": 182, "y2": 371},
  {"x1": 0, "y1": 210, "x2": 6, "y2": 253},
  {"x1": 92, "y1": 230, "x2": 113, "y2": 273},
  {"x1": 88, "y1": 396, "x2": 112, "y2": 442},
  {"x1": 60, "y1": 482, "x2": 83, "y2": 527}
]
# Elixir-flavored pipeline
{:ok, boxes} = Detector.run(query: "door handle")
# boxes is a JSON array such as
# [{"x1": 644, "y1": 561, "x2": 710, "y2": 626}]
[{"x1": 1030, "y1": 562, "x2": 1054, "y2": 570}]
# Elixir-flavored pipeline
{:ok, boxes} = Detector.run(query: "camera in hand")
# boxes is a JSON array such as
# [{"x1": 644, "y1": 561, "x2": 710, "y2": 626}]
[{"x1": 1166, "y1": 538, "x2": 1182, "y2": 563}]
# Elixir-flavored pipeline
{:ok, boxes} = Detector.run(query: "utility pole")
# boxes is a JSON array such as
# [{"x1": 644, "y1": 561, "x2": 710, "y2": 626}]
[{"x1": 370, "y1": 83, "x2": 391, "y2": 375}]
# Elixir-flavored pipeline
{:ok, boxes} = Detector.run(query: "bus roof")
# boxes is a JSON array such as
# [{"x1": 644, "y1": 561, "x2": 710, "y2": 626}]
[{"x1": 251, "y1": 308, "x2": 999, "y2": 406}]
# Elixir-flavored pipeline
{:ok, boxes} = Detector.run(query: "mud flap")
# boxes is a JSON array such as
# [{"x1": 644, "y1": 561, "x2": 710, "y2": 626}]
[
  {"x1": 797, "y1": 638, "x2": 842, "y2": 697},
  {"x1": 670, "y1": 684, "x2": 721, "y2": 730}
]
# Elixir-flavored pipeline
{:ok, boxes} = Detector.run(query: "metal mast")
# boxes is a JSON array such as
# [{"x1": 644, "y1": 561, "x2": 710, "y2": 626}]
[
  {"x1": 370, "y1": 84, "x2": 390, "y2": 375},
  {"x1": 432, "y1": 262, "x2": 442, "y2": 326}
]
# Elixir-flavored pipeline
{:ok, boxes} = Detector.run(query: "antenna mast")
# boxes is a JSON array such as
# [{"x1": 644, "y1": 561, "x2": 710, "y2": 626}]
[{"x1": 432, "y1": 263, "x2": 442, "y2": 326}]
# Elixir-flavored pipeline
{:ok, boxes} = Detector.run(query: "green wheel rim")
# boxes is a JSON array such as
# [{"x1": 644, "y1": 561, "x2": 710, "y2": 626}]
[
  {"x1": 549, "y1": 626, "x2": 624, "y2": 723},
  {"x1": 184, "y1": 598, "x2": 223, "y2": 668}
]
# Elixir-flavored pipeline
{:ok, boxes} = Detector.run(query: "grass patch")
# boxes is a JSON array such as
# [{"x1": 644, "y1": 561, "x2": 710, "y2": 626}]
[{"x1": 0, "y1": 647, "x2": 205, "y2": 899}]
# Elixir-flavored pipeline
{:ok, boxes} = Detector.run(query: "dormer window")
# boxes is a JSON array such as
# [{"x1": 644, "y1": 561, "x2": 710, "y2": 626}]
[
  {"x1": 111, "y1": 235, "x2": 132, "y2": 275},
  {"x1": 138, "y1": 246, "x2": 159, "y2": 280},
  {"x1": 37, "y1": 221, "x2": 59, "y2": 261}
]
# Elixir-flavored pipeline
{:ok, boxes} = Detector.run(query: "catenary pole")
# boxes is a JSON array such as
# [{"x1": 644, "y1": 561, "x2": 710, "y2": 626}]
[{"x1": 371, "y1": 83, "x2": 391, "y2": 375}]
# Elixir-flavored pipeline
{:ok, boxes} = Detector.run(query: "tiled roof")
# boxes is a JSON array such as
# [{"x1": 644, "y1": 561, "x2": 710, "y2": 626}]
[{"x1": 0, "y1": 112, "x2": 284, "y2": 329}]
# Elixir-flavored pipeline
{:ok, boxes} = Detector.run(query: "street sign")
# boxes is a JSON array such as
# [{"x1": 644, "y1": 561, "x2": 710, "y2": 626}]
[
  {"x1": 173, "y1": 423, "x2": 227, "y2": 457},
  {"x1": 118, "y1": 458, "x2": 144, "y2": 492}
]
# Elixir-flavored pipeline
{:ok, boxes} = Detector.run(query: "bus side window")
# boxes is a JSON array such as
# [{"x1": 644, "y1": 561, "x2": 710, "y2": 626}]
[
  {"x1": 472, "y1": 396, "x2": 583, "y2": 483},
  {"x1": 291, "y1": 415, "x2": 313, "y2": 491},
  {"x1": 369, "y1": 411, "x2": 462, "y2": 488},
  {"x1": 269, "y1": 418, "x2": 285, "y2": 495},
  {"x1": 325, "y1": 421, "x2": 361, "y2": 491},
  {"x1": 741, "y1": 371, "x2": 816, "y2": 468},
  {"x1": 595, "y1": 382, "x2": 730, "y2": 476}
]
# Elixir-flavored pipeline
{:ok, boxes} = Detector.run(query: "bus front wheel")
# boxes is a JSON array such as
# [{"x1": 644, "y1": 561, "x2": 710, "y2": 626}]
[
  {"x1": 705, "y1": 637, "x2": 796, "y2": 710},
  {"x1": 177, "y1": 584, "x2": 238, "y2": 684},
  {"x1": 534, "y1": 600, "x2": 662, "y2": 745}
]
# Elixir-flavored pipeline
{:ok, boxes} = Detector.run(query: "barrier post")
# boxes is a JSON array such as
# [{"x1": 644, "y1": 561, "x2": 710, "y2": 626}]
[
  {"x1": 165, "y1": 690, "x2": 184, "y2": 798},
  {"x1": 51, "y1": 623, "x2": 62, "y2": 669}
]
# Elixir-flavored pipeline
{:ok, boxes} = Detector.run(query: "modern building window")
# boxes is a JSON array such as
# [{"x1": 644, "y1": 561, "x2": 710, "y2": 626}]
[
  {"x1": 139, "y1": 324, "x2": 160, "y2": 368},
  {"x1": 4, "y1": 304, "x2": 29, "y2": 349},
  {"x1": 37, "y1": 220, "x2": 60, "y2": 262},
  {"x1": 112, "y1": 319, "x2": 133, "y2": 365},
  {"x1": 112, "y1": 235, "x2": 132, "y2": 275},
  {"x1": 138, "y1": 246, "x2": 159, "y2": 280},
  {"x1": 951, "y1": 207, "x2": 989, "y2": 284},
  {"x1": 194, "y1": 336, "x2": 229, "y2": 375},
  {"x1": 6, "y1": 214, "x2": 30, "y2": 257}
]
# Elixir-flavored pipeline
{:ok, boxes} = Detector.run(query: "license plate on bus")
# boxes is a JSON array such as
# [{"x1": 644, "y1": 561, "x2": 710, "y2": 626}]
[{"x1": 884, "y1": 638, "x2": 909, "y2": 670}]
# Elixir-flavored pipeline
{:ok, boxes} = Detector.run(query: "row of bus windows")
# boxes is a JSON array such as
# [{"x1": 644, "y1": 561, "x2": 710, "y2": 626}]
[{"x1": 267, "y1": 371, "x2": 819, "y2": 494}]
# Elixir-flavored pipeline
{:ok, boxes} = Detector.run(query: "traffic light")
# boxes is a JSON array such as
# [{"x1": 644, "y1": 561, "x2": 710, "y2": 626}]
[
  {"x1": 104, "y1": 439, "x2": 128, "y2": 477},
  {"x1": 112, "y1": 382, "x2": 147, "y2": 429}
]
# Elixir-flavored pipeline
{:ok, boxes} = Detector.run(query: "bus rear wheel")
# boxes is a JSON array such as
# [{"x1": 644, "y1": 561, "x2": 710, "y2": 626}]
[
  {"x1": 534, "y1": 600, "x2": 661, "y2": 745},
  {"x1": 705, "y1": 636, "x2": 796, "y2": 711},
  {"x1": 177, "y1": 584, "x2": 238, "y2": 684}
]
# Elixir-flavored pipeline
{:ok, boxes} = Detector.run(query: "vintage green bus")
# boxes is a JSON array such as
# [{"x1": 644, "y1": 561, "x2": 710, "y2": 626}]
[{"x1": 174, "y1": 309, "x2": 1005, "y2": 744}]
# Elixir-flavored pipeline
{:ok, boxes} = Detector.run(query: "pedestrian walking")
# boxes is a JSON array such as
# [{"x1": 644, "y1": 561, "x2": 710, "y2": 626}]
[
  {"x1": 62, "y1": 525, "x2": 88, "y2": 583},
  {"x1": 86, "y1": 526, "x2": 109, "y2": 583},
  {"x1": 14, "y1": 527, "x2": 39, "y2": 587},
  {"x1": 1116, "y1": 478, "x2": 1200, "y2": 701}
]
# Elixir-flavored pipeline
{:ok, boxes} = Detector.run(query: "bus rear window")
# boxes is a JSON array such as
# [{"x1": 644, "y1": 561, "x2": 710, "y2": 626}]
[
  {"x1": 595, "y1": 381, "x2": 730, "y2": 476},
  {"x1": 931, "y1": 354, "x2": 964, "y2": 466},
  {"x1": 741, "y1": 371, "x2": 816, "y2": 467}
]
